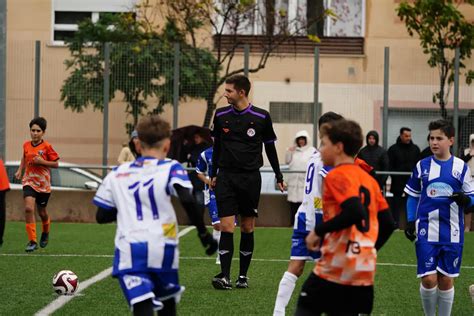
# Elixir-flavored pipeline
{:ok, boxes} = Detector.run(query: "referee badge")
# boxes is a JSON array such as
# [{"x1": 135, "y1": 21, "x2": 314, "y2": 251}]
[{"x1": 247, "y1": 128, "x2": 256, "y2": 137}]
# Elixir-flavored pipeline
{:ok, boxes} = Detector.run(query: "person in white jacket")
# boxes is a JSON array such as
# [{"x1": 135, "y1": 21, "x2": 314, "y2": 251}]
[
  {"x1": 461, "y1": 133, "x2": 474, "y2": 232},
  {"x1": 285, "y1": 130, "x2": 316, "y2": 226}
]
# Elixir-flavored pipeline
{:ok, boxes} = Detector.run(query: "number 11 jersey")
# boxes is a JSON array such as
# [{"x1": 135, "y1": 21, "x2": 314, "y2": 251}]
[{"x1": 93, "y1": 157, "x2": 192, "y2": 276}]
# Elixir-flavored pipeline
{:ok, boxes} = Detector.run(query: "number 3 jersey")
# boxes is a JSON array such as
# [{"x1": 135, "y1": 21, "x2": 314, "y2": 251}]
[
  {"x1": 314, "y1": 164, "x2": 389, "y2": 286},
  {"x1": 93, "y1": 157, "x2": 192, "y2": 276},
  {"x1": 404, "y1": 156, "x2": 474, "y2": 245}
]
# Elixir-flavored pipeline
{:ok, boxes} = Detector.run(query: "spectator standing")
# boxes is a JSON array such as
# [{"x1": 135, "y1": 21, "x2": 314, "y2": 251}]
[
  {"x1": 117, "y1": 130, "x2": 139, "y2": 164},
  {"x1": 461, "y1": 133, "x2": 474, "y2": 232},
  {"x1": 187, "y1": 131, "x2": 211, "y2": 216},
  {"x1": 388, "y1": 127, "x2": 420, "y2": 228},
  {"x1": 420, "y1": 134, "x2": 434, "y2": 159},
  {"x1": 285, "y1": 130, "x2": 316, "y2": 225},
  {"x1": 358, "y1": 130, "x2": 389, "y2": 190}
]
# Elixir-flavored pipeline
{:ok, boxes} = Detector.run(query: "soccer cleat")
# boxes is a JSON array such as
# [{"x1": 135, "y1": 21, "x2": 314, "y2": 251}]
[
  {"x1": 25, "y1": 240, "x2": 38, "y2": 252},
  {"x1": 40, "y1": 232, "x2": 49, "y2": 248},
  {"x1": 212, "y1": 273, "x2": 232, "y2": 290},
  {"x1": 235, "y1": 276, "x2": 249, "y2": 289}
]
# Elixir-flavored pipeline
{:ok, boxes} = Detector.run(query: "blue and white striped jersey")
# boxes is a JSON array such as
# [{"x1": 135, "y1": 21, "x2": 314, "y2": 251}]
[
  {"x1": 293, "y1": 151, "x2": 325, "y2": 234},
  {"x1": 195, "y1": 147, "x2": 213, "y2": 204},
  {"x1": 404, "y1": 156, "x2": 474, "y2": 244},
  {"x1": 93, "y1": 157, "x2": 192, "y2": 276}
]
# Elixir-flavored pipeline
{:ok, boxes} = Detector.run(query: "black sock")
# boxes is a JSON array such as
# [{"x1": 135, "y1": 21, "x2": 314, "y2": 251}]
[
  {"x1": 219, "y1": 232, "x2": 234, "y2": 279},
  {"x1": 133, "y1": 299, "x2": 154, "y2": 316},
  {"x1": 239, "y1": 231, "x2": 254, "y2": 277},
  {"x1": 158, "y1": 298, "x2": 176, "y2": 316}
]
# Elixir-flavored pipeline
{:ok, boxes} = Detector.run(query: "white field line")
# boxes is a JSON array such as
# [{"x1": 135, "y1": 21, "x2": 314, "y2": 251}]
[
  {"x1": 33, "y1": 226, "x2": 196, "y2": 316},
  {"x1": 3, "y1": 253, "x2": 473, "y2": 270}
]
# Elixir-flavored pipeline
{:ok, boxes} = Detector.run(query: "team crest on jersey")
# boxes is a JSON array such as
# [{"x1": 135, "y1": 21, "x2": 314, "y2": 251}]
[
  {"x1": 419, "y1": 228, "x2": 426, "y2": 236},
  {"x1": 452, "y1": 170, "x2": 461, "y2": 181},
  {"x1": 425, "y1": 257, "x2": 434, "y2": 268},
  {"x1": 38, "y1": 150, "x2": 44, "y2": 156},
  {"x1": 247, "y1": 128, "x2": 256, "y2": 137}
]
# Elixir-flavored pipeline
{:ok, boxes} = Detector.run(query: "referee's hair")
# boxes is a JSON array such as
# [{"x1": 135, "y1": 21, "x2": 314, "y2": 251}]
[
  {"x1": 321, "y1": 119, "x2": 363, "y2": 157},
  {"x1": 136, "y1": 115, "x2": 171, "y2": 148},
  {"x1": 318, "y1": 111, "x2": 343, "y2": 128},
  {"x1": 225, "y1": 74, "x2": 251, "y2": 96}
]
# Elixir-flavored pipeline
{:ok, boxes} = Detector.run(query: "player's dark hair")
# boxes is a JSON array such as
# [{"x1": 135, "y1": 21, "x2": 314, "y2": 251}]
[
  {"x1": 400, "y1": 127, "x2": 411, "y2": 134},
  {"x1": 318, "y1": 111, "x2": 343, "y2": 128},
  {"x1": 321, "y1": 119, "x2": 363, "y2": 157},
  {"x1": 29, "y1": 117, "x2": 47, "y2": 131},
  {"x1": 136, "y1": 115, "x2": 171, "y2": 147},
  {"x1": 225, "y1": 74, "x2": 251, "y2": 96},
  {"x1": 428, "y1": 119, "x2": 455, "y2": 138}
]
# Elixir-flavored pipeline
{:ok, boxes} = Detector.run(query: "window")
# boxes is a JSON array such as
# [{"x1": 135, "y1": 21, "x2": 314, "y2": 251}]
[
  {"x1": 214, "y1": 0, "x2": 365, "y2": 37},
  {"x1": 269, "y1": 102, "x2": 317, "y2": 124},
  {"x1": 52, "y1": 0, "x2": 137, "y2": 45}
]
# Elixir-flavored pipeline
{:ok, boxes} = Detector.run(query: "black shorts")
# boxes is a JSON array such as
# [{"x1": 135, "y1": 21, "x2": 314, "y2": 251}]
[
  {"x1": 295, "y1": 272, "x2": 374, "y2": 316},
  {"x1": 215, "y1": 170, "x2": 261, "y2": 218},
  {"x1": 23, "y1": 186, "x2": 51, "y2": 208}
]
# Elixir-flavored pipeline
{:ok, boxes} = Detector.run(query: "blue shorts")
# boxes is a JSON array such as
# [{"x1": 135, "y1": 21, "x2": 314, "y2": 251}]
[
  {"x1": 207, "y1": 190, "x2": 219, "y2": 225},
  {"x1": 117, "y1": 271, "x2": 184, "y2": 310},
  {"x1": 415, "y1": 243, "x2": 463, "y2": 278},
  {"x1": 290, "y1": 211, "x2": 322, "y2": 261}
]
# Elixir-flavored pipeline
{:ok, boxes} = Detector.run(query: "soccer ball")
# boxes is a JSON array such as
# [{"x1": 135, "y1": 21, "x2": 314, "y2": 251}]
[{"x1": 52, "y1": 270, "x2": 79, "y2": 295}]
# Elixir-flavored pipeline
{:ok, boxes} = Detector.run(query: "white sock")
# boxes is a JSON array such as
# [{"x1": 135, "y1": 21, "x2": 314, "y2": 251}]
[
  {"x1": 438, "y1": 287, "x2": 454, "y2": 316},
  {"x1": 213, "y1": 229, "x2": 221, "y2": 261},
  {"x1": 273, "y1": 271, "x2": 298, "y2": 316},
  {"x1": 420, "y1": 284, "x2": 438, "y2": 316},
  {"x1": 212, "y1": 229, "x2": 221, "y2": 243}
]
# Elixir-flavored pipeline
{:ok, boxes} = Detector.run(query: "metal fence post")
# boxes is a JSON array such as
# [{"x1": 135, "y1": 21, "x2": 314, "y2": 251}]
[
  {"x1": 382, "y1": 47, "x2": 390, "y2": 150},
  {"x1": 0, "y1": 0, "x2": 5, "y2": 159},
  {"x1": 453, "y1": 47, "x2": 460, "y2": 156},
  {"x1": 34, "y1": 40, "x2": 41, "y2": 118},
  {"x1": 102, "y1": 43, "x2": 110, "y2": 177},
  {"x1": 244, "y1": 44, "x2": 249, "y2": 77},
  {"x1": 173, "y1": 43, "x2": 180, "y2": 130},
  {"x1": 313, "y1": 47, "x2": 320, "y2": 148}
]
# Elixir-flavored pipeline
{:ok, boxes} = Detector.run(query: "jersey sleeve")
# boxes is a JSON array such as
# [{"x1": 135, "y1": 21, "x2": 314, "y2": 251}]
[
  {"x1": 167, "y1": 162, "x2": 193, "y2": 196},
  {"x1": 46, "y1": 143, "x2": 60, "y2": 161},
  {"x1": 319, "y1": 165, "x2": 332, "y2": 179},
  {"x1": 210, "y1": 113, "x2": 220, "y2": 138},
  {"x1": 93, "y1": 174, "x2": 116, "y2": 210},
  {"x1": 262, "y1": 113, "x2": 277, "y2": 143},
  {"x1": 462, "y1": 166, "x2": 474, "y2": 196},
  {"x1": 324, "y1": 170, "x2": 359, "y2": 205},
  {"x1": 195, "y1": 151, "x2": 208, "y2": 174},
  {"x1": 404, "y1": 162, "x2": 422, "y2": 197}
]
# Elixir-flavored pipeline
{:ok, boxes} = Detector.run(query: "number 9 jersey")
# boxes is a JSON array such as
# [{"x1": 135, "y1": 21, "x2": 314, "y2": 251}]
[
  {"x1": 93, "y1": 157, "x2": 192, "y2": 276},
  {"x1": 290, "y1": 150, "x2": 325, "y2": 261}
]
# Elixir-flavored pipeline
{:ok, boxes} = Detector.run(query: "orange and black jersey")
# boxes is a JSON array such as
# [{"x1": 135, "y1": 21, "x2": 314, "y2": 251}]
[
  {"x1": 22, "y1": 140, "x2": 59, "y2": 193},
  {"x1": 314, "y1": 163, "x2": 389, "y2": 286},
  {"x1": 211, "y1": 104, "x2": 278, "y2": 175}
]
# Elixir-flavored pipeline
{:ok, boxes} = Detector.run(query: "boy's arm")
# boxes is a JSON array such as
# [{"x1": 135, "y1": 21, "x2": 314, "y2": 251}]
[
  {"x1": 404, "y1": 195, "x2": 419, "y2": 242},
  {"x1": 196, "y1": 173, "x2": 210, "y2": 186},
  {"x1": 174, "y1": 183, "x2": 217, "y2": 255},
  {"x1": 375, "y1": 210, "x2": 395, "y2": 250},
  {"x1": 314, "y1": 197, "x2": 365, "y2": 236},
  {"x1": 15, "y1": 156, "x2": 24, "y2": 179},
  {"x1": 96, "y1": 207, "x2": 117, "y2": 223},
  {"x1": 34, "y1": 158, "x2": 59, "y2": 168}
]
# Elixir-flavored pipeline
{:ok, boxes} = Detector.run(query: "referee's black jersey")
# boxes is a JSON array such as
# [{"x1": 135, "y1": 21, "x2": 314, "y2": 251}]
[{"x1": 211, "y1": 104, "x2": 277, "y2": 172}]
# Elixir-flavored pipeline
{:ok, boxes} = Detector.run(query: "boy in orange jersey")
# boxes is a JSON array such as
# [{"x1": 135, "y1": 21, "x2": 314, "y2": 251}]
[
  {"x1": 15, "y1": 117, "x2": 59, "y2": 252},
  {"x1": 296, "y1": 119, "x2": 395, "y2": 315}
]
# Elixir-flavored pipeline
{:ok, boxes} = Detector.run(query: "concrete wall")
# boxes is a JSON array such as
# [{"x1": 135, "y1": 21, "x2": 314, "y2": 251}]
[{"x1": 5, "y1": 189, "x2": 292, "y2": 227}]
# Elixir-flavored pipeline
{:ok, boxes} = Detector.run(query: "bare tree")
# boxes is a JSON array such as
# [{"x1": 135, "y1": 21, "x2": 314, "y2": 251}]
[{"x1": 149, "y1": 0, "x2": 331, "y2": 126}]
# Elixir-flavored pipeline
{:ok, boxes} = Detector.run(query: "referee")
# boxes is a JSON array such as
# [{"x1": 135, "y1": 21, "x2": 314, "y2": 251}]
[{"x1": 210, "y1": 74, "x2": 284, "y2": 290}]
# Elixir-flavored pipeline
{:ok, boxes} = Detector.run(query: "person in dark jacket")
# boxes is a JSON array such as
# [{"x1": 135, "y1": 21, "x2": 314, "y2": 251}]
[
  {"x1": 358, "y1": 130, "x2": 389, "y2": 190},
  {"x1": 387, "y1": 127, "x2": 420, "y2": 228},
  {"x1": 420, "y1": 134, "x2": 434, "y2": 159}
]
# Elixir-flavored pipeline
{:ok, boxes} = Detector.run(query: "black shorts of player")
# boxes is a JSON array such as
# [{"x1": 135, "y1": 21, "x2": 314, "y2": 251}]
[
  {"x1": 215, "y1": 169, "x2": 261, "y2": 218},
  {"x1": 23, "y1": 186, "x2": 51, "y2": 208},
  {"x1": 295, "y1": 272, "x2": 374, "y2": 316}
]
